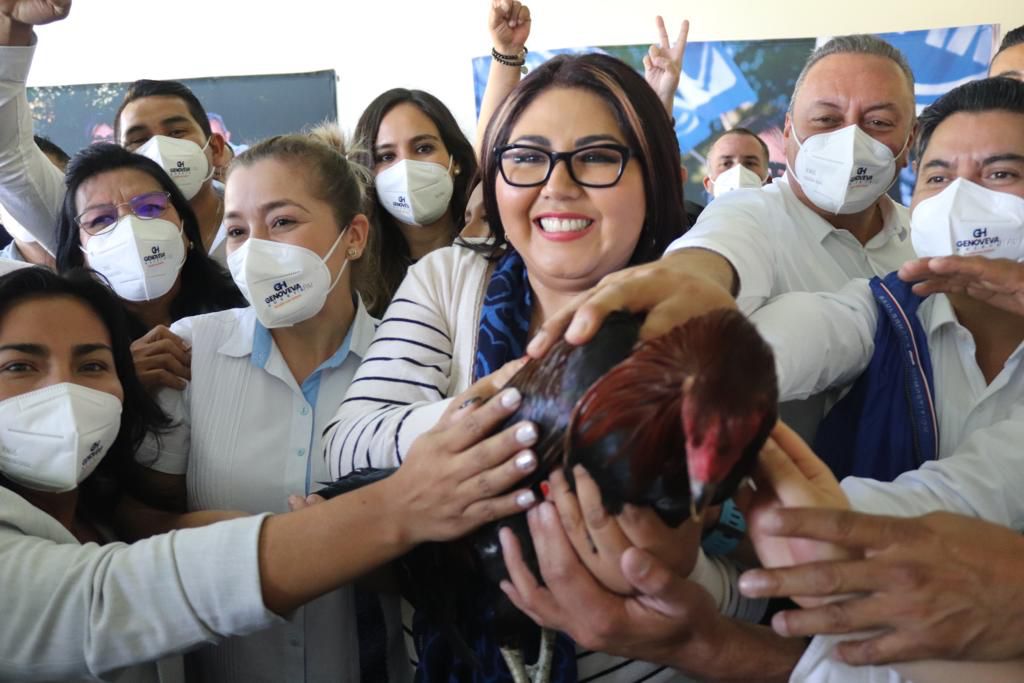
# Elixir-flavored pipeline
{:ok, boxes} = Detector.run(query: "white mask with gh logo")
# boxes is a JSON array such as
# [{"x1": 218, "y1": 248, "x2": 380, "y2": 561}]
[{"x1": 227, "y1": 231, "x2": 349, "y2": 329}]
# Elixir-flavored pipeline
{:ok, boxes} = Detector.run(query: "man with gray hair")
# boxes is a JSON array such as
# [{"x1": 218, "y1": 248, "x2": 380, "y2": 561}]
[{"x1": 671, "y1": 33, "x2": 917, "y2": 316}]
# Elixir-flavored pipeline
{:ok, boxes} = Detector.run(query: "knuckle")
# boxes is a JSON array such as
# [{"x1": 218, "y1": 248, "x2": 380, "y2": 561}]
[
  {"x1": 888, "y1": 562, "x2": 926, "y2": 590},
  {"x1": 823, "y1": 603, "x2": 853, "y2": 631},
  {"x1": 476, "y1": 472, "x2": 494, "y2": 497}
]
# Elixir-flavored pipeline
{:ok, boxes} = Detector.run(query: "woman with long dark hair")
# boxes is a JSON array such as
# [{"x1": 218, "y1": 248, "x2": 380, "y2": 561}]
[{"x1": 354, "y1": 88, "x2": 478, "y2": 308}]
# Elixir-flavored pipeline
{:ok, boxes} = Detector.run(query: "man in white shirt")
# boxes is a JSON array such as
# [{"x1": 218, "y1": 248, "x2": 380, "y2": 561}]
[{"x1": 0, "y1": 2, "x2": 231, "y2": 265}]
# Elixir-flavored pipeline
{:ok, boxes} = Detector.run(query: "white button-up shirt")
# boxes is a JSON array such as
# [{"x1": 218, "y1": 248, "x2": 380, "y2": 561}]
[
  {"x1": 751, "y1": 283, "x2": 1024, "y2": 683},
  {"x1": 137, "y1": 302, "x2": 411, "y2": 683},
  {"x1": 670, "y1": 175, "x2": 917, "y2": 440},
  {"x1": 668, "y1": 175, "x2": 916, "y2": 314}
]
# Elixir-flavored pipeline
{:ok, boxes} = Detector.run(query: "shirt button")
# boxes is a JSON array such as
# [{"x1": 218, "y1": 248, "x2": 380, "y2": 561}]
[
  {"x1": 297, "y1": 448, "x2": 306, "y2": 457},
  {"x1": 300, "y1": 406, "x2": 310, "y2": 416}
]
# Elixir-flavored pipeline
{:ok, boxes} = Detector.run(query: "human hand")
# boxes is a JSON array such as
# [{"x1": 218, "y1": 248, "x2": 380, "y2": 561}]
[
  {"x1": 526, "y1": 249, "x2": 737, "y2": 357},
  {"x1": 899, "y1": 256, "x2": 1024, "y2": 316},
  {"x1": 489, "y1": 0, "x2": 531, "y2": 55},
  {"x1": 747, "y1": 422, "x2": 851, "y2": 593},
  {"x1": 131, "y1": 325, "x2": 191, "y2": 392},
  {"x1": 545, "y1": 465, "x2": 700, "y2": 595},
  {"x1": 0, "y1": 0, "x2": 70, "y2": 24},
  {"x1": 499, "y1": 497, "x2": 806, "y2": 678},
  {"x1": 390, "y1": 377, "x2": 538, "y2": 546},
  {"x1": 739, "y1": 509, "x2": 1024, "y2": 665},
  {"x1": 643, "y1": 16, "x2": 688, "y2": 117}
]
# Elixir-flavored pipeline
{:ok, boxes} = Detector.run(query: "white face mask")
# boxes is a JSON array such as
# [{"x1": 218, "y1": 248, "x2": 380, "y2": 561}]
[
  {"x1": 0, "y1": 383, "x2": 122, "y2": 493},
  {"x1": 710, "y1": 164, "x2": 766, "y2": 198},
  {"x1": 227, "y1": 230, "x2": 349, "y2": 329},
  {"x1": 82, "y1": 215, "x2": 187, "y2": 302},
  {"x1": 911, "y1": 178, "x2": 1024, "y2": 261},
  {"x1": 135, "y1": 135, "x2": 213, "y2": 200},
  {"x1": 790, "y1": 124, "x2": 907, "y2": 214},
  {"x1": 375, "y1": 157, "x2": 454, "y2": 226}
]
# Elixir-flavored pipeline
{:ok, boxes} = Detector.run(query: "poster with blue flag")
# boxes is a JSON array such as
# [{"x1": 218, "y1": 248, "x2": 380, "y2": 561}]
[{"x1": 473, "y1": 24, "x2": 997, "y2": 206}]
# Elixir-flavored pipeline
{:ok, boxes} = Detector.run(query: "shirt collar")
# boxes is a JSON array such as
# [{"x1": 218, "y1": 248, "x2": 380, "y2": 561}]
[
  {"x1": 922, "y1": 293, "x2": 960, "y2": 336},
  {"x1": 215, "y1": 297, "x2": 377, "y2": 367},
  {"x1": 778, "y1": 172, "x2": 910, "y2": 246}
]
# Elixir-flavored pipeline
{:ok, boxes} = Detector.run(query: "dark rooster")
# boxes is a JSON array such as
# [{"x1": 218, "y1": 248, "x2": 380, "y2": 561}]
[{"x1": 319, "y1": 308, "x2": 778, "y2": 683}]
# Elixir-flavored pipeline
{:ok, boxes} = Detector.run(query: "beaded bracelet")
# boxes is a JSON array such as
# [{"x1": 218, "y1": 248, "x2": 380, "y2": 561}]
[{"x1": 492, "y1": 46, "x2": 529, "y2": 74}]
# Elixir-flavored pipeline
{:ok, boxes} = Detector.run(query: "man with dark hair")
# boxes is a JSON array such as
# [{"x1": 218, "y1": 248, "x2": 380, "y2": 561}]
[
  {"x1": 0, "y1": 4, "x2": 231, "y2": 264},
  {"x1": 701, "y1": 127, "x2": 771, "y2": 198},
  {"x1": 990, "y1": 24, "x2": 1024, "y2": 80}
]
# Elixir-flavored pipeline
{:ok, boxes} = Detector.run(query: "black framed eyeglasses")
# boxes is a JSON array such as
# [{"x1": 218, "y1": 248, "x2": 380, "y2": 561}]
[
  {"x1": 75, "y1": 191, "x2": 173, "y2": 235},
  {"x1": 494, "y1": 143, "x2": 633, "y2": 188}
]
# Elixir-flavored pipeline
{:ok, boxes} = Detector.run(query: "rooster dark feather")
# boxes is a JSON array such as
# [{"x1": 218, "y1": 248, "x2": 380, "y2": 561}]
[{"x1": 318, "y1": 308, "x2": 778, "y2": 683}]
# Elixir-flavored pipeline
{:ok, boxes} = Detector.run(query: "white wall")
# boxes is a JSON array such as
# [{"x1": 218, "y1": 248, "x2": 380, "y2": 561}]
[{"x1": 25, "y1": 0, "x2": 1024, "y2": 139}]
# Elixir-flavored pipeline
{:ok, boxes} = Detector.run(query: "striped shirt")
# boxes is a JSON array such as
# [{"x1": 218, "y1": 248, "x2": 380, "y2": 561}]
[{"x1": 322, "y1": 242, "x2": 697, "y2": 683}]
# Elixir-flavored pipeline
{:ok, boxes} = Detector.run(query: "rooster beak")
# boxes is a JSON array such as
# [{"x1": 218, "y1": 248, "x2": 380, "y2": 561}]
[{"x1": 690, "y1": 480, "x2": 717, "y2": 523}]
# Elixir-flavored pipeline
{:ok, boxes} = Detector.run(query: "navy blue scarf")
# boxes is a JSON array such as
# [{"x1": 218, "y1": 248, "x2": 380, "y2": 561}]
[{"x1": 413, "y1": 249, "x2": 577, "y2": 682}]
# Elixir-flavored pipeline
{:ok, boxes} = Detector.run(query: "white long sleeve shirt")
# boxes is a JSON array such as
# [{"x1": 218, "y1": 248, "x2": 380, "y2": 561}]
[
  {"x1": 668, "y1": 176, "x2": 916, "y2": 315},
  {"x1": 0, "y1": 40, "x2": 64, "y2": 254},
  {"x1": 750, "y1": 281, "x2": 1024, "y2": 682},
  {"x1": 0, "y1": 487, "x2": 277, "y2": 682}
]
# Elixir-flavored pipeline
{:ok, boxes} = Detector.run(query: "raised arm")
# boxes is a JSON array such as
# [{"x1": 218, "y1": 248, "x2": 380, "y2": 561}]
[
  {"x1": 0, "y1": 3, "x2": 73, "y2": 253},
  {"x1": 643, "y1": 16, "x2": 688, "y2": 117},
  {"x1": 474, "y1": 0, "x2": 531, "y2": 153}
]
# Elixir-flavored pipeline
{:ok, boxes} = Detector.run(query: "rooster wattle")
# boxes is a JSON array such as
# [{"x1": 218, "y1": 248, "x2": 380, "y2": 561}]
[{"x1": 319, "y1": 308, "x2": 778, "y2": 683}]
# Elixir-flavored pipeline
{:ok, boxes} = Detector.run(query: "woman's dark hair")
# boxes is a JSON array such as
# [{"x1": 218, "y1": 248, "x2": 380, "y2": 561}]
[
  {"x1": 479, "y1": 53, "x2": 687, "y2": 265},
  {"x1": 55, "y1": 143, "x2": 246, "y2": 338},
  {"x1": 353, "y1": 88, "x2": 478, "y2": 300},
  {"x1": 915, "y1": 77, "x2": 1024, "y2": 161},
  {"x1": 0, "y1": 267, "x2": 170, "y2": 517}
]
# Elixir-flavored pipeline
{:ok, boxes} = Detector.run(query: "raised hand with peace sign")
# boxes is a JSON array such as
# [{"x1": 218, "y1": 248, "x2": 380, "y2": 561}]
[{"x1": 643, "y1": 16, "x2": 689, "y2": 118}]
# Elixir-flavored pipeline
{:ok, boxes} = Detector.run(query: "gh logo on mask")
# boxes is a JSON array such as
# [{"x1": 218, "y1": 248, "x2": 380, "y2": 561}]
[
  {"x1": 151, "y1": 246, "x2": 160, "y2": 255},
  {"x1": 973, "y1": 228, "x2": 988, "y2": 238},
  {"x1": 856, "y1": 167, "x2": 867, "y2": 176},
  {"x1": 274, "y1": 280, "x2": 288, "y2": 292},
  {"x1": 176, "y1": 161, "x2": 185, "y2": 169}
]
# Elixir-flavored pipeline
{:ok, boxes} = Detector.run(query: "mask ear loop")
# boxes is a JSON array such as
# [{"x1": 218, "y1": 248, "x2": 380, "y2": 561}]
[
  {"x1": 199, "y1": 136, "x2": 218, "y2": 185},
  {"x1": 322, "y1": 225, "x2": 352, "y2": 296}
]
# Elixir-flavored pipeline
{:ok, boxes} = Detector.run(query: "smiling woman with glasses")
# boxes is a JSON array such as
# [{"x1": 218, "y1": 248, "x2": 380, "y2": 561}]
[
  {"x1": 53, "y1": 144, "x2": 244, "y2": 343},
  {"x1": 324, "y1": 53, "x2": 689, "y2": 682}
]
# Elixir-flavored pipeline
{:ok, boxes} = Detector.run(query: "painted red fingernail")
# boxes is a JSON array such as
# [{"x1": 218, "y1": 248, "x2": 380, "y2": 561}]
[{"x1": 540, "y1": 481, "x2": 550, "y2": 499}]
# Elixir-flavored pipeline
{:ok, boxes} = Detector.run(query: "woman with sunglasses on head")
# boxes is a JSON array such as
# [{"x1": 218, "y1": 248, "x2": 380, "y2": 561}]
[
  {"x1": 325, "y1": 53, "x2": 698, "y2": 682},
  {"x1": 54, "y1": 144, "x2": 245, "y2": 393},
  {"x1": 0, "y1": 266, "x2": 537, "y2": 683}
]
